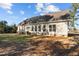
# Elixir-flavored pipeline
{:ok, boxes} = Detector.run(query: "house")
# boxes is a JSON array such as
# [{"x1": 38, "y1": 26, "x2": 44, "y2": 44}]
[{"x1": 17, "y1": 10, "x2": 72, "y2": 36}]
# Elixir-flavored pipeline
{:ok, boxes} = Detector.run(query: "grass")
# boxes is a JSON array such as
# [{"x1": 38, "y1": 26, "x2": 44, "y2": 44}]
[
  {"x1": 0, "y1": 34, "x2": 78, "y2": 56},
  {"x1": 0, "y1": 34, "x2": 32, "y2": 43},
  {"x1": 0, "y1": 33, "x2": 74, "y2": 43}
]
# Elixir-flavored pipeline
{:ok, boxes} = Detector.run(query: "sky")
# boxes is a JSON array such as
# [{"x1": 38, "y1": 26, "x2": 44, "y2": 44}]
[{"x1": 0, "y1": 3, "x2": 72, "y2": 25}]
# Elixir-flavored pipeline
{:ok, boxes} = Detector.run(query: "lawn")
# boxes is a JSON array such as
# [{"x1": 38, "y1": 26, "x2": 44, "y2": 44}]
[
  {"x1": 0, "y1": 34, "x2": 31, "y2": 43},
  {"x1": 0, "y1": 34, "x2": 78, "y2": 56}
]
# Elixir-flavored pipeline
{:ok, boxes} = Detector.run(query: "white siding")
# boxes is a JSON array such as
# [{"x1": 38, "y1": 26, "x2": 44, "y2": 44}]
[
  {"x1": 56, "y1": 22, "x2": 68, "y2": 36},
  {"x1": 25, "y1": 24, "x2": 32, "y2": 32},
  {"x1": 17, "y1": 25, "x2": 25, "y2": 33},
  {"x1": 18, "y1": 21, "x2": 68, "y2": 36}
]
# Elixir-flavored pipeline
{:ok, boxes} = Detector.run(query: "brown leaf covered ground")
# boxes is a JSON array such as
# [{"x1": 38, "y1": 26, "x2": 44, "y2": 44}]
[{"x1": 0, "y1": 34, "x2": 79, "y2": 56}]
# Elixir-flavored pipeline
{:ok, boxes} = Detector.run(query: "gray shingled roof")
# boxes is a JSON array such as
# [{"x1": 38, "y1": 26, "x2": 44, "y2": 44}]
[{"x1": 19, "y1": 10, "x2": 71, "y2": 25}]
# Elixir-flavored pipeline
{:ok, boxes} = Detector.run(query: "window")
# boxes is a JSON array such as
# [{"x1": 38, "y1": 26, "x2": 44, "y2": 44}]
[
  {"x1": 53, "y1": 18, "x2": 55, "y2": 20},
  {"x1": 31, "y1": 26, "x2": 34, "y2": 31},
  {"x1": 38, "y1": 25, "x2": 41, "y2": 31},
  {"x1": 35, "y1": 25, "x2": 37, "y2": 31},
  {"x1": 26, "y1": 27, "x2": 30, "y2": 29},
  {"x1": 53, "y1": 25, "x2": 56, "y2": 32},
  {"x1": 49, "y1": 25, "x2": 53, "y2": 31},
  {"x1": 43, "y1": 25, "x2": 46, "y2": 32}
]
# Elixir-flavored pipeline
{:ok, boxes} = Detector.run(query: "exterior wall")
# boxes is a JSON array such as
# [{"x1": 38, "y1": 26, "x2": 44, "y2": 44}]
[
  {"x1": 18, "y1": 22, "x2": 68, "y2": 36},
  {"x1": 17, "y1": 25, "x2": 25, "y2": 34},
  {"x1": 56, "y1": 22, "x2": 68, "y2": 36},
  {"x1": 44, "y1": 22, "x2": 68, "y2": 36},
  {"x1": 25, "y1": 24, "x2": 32, "y2": 32}
]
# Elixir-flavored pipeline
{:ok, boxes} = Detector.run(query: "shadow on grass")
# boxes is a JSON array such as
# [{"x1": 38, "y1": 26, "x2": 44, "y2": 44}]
[
  {"x1": 51, "y1": 41, "x2": 79, "y2": 56},
  {"x1": 0, "y1": 41, "x2": 28, "y2": 56},
  {"x1": 0, "y1": 40, "x2": 79, "y2": 56}
]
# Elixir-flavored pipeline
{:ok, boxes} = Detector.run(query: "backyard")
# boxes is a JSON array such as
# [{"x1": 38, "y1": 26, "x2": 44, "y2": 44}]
[
  {"x1": 0, "y1": 34, "x2": 79, "y2": 56},
  {"x1": 0, "y1": 34, "x2": 31, "y2": 43}
]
